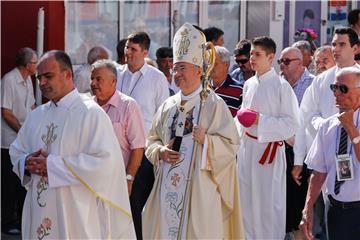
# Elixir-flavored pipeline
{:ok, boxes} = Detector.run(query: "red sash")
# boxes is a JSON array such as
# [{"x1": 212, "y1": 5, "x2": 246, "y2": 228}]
[{"x1": 245, "y1": 132, "x2": 284, "y2": 165}]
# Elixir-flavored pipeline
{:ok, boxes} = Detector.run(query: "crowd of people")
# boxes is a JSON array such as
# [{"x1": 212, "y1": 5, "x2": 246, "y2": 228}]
[{"x1": 2, "y1": 9, "x2": 360, "y2": 240}]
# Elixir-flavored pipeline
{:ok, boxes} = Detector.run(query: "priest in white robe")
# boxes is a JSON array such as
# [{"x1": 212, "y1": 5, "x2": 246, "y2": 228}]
[
  {"x1": 236, "y1": 37, "x2": 300, "y2": 239},
  {"x1": 142, "y1": 23, "x2": 245, "y2": 239},
  {"x1": 9, "y1": 50, "x2": 135, "y2": 239}
]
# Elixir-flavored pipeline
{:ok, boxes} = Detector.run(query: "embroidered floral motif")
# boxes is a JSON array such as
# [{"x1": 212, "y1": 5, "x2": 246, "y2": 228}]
[
  {"x1": 36, "y1": 177, "x2": 48, "y2": 207},
  {"x1": 41, "y1": 122, "x2": 58, "y2": 150},
  {"x1": 37, "y1": 217, "x2": 52, "y2": 240}
]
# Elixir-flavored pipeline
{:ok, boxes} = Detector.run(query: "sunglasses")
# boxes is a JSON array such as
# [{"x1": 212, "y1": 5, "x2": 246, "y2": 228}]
[
  {"x1": 330, "y1": 84, "x2": 349, "y2": 94},
  {"x1": 277, "y1": 58, "x2": 300, "y2": 66},
  {"x1": 235, "y1": 58, "x2": 249, "y2": 65}
]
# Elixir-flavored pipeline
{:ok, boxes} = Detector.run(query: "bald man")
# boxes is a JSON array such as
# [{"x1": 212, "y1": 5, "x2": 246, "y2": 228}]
[{"x1": 279, "y1": 47, "x2": 315, "y2": 237}]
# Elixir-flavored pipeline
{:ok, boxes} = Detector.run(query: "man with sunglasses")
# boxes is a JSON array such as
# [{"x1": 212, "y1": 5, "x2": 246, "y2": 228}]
[
  {"x1": 300, "y1": 67, "x2": 360, "y2": 240},
  {"x1": 278, "y1": 47, "x2": 315, "y2": 239},
  {"x1": 1, "y1": 47, "x2": 37, "y2": 235},
  {"x1": 230, "y1": 39, "x2": 254, "y2": 86},
  {"x1": 296, "y1": 27, "x2": 359, "y2": 238}
]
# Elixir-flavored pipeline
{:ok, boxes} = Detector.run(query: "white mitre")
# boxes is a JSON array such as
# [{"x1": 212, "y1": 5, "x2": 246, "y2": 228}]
[{"x1": 173, "y1": 22, "x2": 206, "y2": 68}]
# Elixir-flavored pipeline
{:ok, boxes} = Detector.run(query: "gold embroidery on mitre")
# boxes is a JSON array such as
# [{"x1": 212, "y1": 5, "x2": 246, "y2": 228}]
[{"x1": 175, "y1": 28, "x2": 190, "y2": 60}]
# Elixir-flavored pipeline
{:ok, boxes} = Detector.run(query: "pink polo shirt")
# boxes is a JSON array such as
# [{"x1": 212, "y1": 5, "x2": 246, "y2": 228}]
[{"x1": 96, "y1": 90, "x2": 146, "y2": 167}]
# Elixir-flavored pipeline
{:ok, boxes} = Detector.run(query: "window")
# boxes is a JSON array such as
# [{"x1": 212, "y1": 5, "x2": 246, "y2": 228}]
[
  {"x1": 65, "y1": 1, "x2": 118, "y2": 65},
  {"x1": 208, "y1": 1, "x2": 240, "y2": 52}
]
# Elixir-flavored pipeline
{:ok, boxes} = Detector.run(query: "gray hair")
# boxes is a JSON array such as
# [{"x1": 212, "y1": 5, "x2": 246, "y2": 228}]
[
  {"x1": 292, "y1": 40, "x2": 312, "y2": 54},
  {"x1": 314, "y1": 45, "x2": 332, "y2": 57},
  {"x1": 336, "y1": 67, "x2": 360, "y2": 87},
  {"x1": 87, "y1": 46, "x2": 109, "y2": 64},
  {"x1": 281, "y1": 47, "x2": 303, "y2": 61},
  {"x1": 91, "y1": 59, "x2": 118, "y2": 80},
  {"x1": 214, "y1": 46, "x2": 231, "y2": 63},
  {"x1": 15, "y1": 47, "x2": 36, "y2": 67}
]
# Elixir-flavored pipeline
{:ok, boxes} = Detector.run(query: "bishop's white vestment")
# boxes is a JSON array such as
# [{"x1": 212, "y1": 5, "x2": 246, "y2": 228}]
[
  {"x1": 10, "y1": 89, "x2": 135, "y2": 239},
  {"x1": 236, "y1": 68, "x2": 300, "y2": 239},
  {"x1": 143, "y1": 88, "x2": 245, "y2": 239}
]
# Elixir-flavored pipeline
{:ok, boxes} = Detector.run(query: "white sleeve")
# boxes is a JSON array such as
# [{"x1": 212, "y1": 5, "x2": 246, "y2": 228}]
[
  {"x1": 293, "y1": 124, "x2": 306, "y2": 166},
  {"x1": 304, "y1": 125, "x2": 327, "y2": 173},
  {"x1": 200, "y1": 136, "x2": 209, "y2": 170},
  {"x1": 301, "y1": 76, "x2": 327, "y2": 138},
  {"x1": 47, "y1": 154, "x2": 80, "y2": 188},
  {"x1": 257, "y1": 83, "x2": 300, "y2": 142},
  {"x1": 155, "y1": 74, "x2": 170, "y2": 111}
]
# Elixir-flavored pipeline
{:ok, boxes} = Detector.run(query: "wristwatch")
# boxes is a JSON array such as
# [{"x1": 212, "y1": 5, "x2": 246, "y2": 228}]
[
  {"x1": 126, "y1": 174, "x2": 135, "y2": 181},
  {"x1": 352, "y1": 135, "x2": 360, "y2": 144}
]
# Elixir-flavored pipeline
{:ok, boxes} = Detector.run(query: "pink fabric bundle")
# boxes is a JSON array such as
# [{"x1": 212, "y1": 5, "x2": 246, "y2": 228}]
[{"x1": 237, "y1": 108, "x2": 257, "y2": 128}]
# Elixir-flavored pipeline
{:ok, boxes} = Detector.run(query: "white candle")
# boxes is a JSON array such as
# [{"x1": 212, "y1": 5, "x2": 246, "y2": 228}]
[{"x1": 36, "y1": 7, "x2": 44, "y2": 106}]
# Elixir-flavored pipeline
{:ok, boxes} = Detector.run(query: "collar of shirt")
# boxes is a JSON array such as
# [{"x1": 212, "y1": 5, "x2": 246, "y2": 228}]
[
  {"x1": 292, "y1": 68, "x2": 313, "y2": 88},
  {"x1": 51, "y1": 88, "x2": 79, "y2": 108},
  {"x1": 95, "y1": 90, "x2": 121, "y2": 109},
  {"x1": 181, "y1": 85, "x2": 203, "y2": 101},
  {"x1": 15, "y1": 67, "x2": 29, "y2": 84},
  {"x1": 124, "y1": 62, "x2": 149, "y2": 76},
  {"x1": 211, "y1": 74, "x2": 234, "y2": 90},
  {"x1": 257, "y1": 67, "x2": 276, "y2": 83}
]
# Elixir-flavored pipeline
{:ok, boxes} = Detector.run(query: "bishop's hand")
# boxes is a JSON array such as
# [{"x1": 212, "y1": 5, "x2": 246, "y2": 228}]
[{"x1": 159, "y1": 140, "x2": 181, "y2": 165}]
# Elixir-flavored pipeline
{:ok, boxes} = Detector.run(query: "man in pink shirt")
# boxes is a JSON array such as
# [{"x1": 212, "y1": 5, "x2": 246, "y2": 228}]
[{"x1": 90, "y1": 59, "x2": 146, "y2": 196}]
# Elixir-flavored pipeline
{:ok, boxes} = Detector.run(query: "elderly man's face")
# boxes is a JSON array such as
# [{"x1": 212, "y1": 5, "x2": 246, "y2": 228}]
[
  {"x1": 27, "y1": 53, "x2": 38, "y2": 76},
  {"x1": 314, "y1": 50, "x2": 335, "y2": 75},
  {"x1": 279, "y1": 50, "x2": 302, "y2": 79},
  {"x1": 91, "y1": 67, "x2": 116, "y2": 103},
  {"x1": 332, "y1": 73, "x2": 360, "y2": 111},
  {"x1": 173, "y1": 62, "x2": 201, "y2": 95},
  {"x1": 37, "y1": 56, "x2": 72, "y2": 102},
  {"x1": 210, "y1": 53, "x2": 229, "y2": 83}
]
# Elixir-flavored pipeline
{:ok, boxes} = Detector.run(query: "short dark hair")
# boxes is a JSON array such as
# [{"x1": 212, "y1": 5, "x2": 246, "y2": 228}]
[
  {"x1": 234, "y1": 39, "x2": 251, "y2": 57},
  {"x1": 252, "y1": 36, "x2": 276, "y2": 54},
  {"x1": 334, "y1": 27, "x2": 359, "y2": 47},
  {"x1": 41, "y1": 50, "x2": 74, "y2": 78},
  {"x1": 156, "y1": 47, "x2": 173, "y2": 59},
  {"x1": 348, "y1": 9, "x2": 360, "y2": 26},
  {"x1": 116, "y1": 38, "x2": 127, "y2": 61},
  {"x1": 15, "y1": 47, "x2": 36, "y2": 67},
  {"x1": 204, "y1": 27, "x2": 224, "y2": 42},
  {"x1": 127, "y1": 32, "x2": 151, "y2": 50}
]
